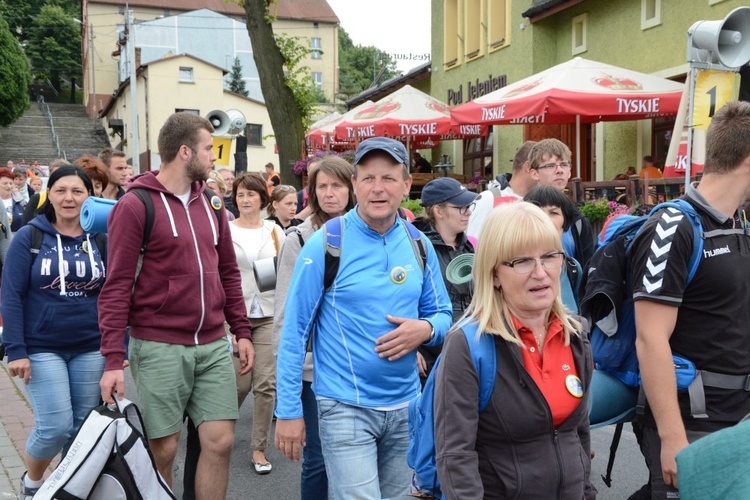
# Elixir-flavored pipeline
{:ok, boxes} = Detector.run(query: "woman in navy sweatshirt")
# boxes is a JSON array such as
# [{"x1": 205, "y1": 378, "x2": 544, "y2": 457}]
[{"x1": 1, "y1": 166, "x2": 106, "y2": 498}]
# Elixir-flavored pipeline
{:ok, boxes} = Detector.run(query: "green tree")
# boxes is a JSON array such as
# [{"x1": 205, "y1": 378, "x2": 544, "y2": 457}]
[
  {"x1": 275, "y1": 31, "x2": 329, "y2": 116},
  {"x1": 337, "y1": 27, "x2": 399, "y2": 101},
  {"x1": 1, "y1": 0, "x2": 79, "y2": 44},
  {"x1": 241, "y1": 0, "x2": 319, "y2": 188},
  {"x1": 228, "y1": 56, "x2": 249, "y2": 96},
  {"x1": 25, "y1": 3, "x2": 80, "y2": 97},
  {"x1": 0, "y1": 15, "x2": 31, "y2": 127}
]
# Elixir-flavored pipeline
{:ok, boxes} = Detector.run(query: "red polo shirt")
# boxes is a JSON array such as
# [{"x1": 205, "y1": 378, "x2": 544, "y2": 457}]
[{"x1": 513, "y1": 315, "x2": 583, "y2": 428}]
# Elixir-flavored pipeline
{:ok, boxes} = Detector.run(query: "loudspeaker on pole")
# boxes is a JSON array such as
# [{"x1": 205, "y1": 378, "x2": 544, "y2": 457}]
[
  {"x1": 688, "y1": 7, "x2": 750, "y2": 69},
  {"x1": 205, "y1": 110, "x2": 231, "y2": 136}
]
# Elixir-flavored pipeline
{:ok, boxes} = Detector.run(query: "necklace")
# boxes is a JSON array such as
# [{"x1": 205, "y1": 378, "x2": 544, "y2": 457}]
[{"x1": 533, "y1": 332, "x2": 545, "y2": 348}]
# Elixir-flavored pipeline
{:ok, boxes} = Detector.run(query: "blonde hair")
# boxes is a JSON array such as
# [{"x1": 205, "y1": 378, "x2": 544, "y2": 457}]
[
  {"x1": 208, "y1": 170, "x2": 228, "y2": 196},
  {"x1": 463, "y1": 201, "x2": 580, "y2": 345},
  {"x1": 266, "y1": 185, "x2": 297, "y2": 217}
]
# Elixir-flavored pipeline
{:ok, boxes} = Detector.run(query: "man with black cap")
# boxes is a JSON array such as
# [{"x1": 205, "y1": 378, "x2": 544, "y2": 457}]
[{"x1": 274, "y1": 137, "x2": 453, "y2": 499}]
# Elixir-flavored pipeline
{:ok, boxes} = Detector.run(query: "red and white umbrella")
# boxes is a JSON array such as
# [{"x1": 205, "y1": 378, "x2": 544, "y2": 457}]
[
  {"x1": 450, "y1": 57, "x2": 684, "y2": 177},
  {"x1": 335, "y1": 85, "x2": 488, "y2": 141},
  {"x1": 451, "y1": 57, "x2": 684, "y2": 125},
  {"x1": 308, "y1": 111, "x2": 342, "y2": 132},
  {"x1": 306, "y1": 102, "x2": 374, "y2": 149}
]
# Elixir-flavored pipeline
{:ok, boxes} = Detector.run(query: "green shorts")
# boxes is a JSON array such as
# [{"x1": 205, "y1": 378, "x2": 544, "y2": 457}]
[{"x1": 129, "y1": 336, "x2": 238, "y2": 439}]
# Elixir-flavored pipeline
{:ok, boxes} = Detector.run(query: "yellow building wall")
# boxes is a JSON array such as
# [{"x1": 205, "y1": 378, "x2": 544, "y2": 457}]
[
  {"x1": 85, "y1": 4, "x2": 338, "y2": 118},
  {"x1": 272, "y1": 19, "x2": 339, "y2": 104},
  {"x1": 102, "y1": 56, "x2": 277, "y2": 174}
]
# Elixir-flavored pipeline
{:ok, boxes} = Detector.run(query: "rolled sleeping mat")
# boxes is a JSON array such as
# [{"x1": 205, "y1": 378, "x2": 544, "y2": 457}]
[
  {"x1": 80, "y1": 197, "x2": 117, "y2": 234},
  {"x1": 588, "y1": 369, "x2": 639, "y2": 429},
  {"x1": 253, "y1": 256, "x2": 278, "y2": 293},
  {"x1": 446, "y1": 253, "x2": 475, "y2": 285}
]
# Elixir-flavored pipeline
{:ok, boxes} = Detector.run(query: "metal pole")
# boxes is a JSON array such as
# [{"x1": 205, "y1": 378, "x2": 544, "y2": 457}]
[
  {"x1": 127, "y1": 9, "x2": 140, "y2": 172},
  {"x1": 685, "y1": 66, "x2": 697, "y2": 190},
  {"x1": 575, "y1": 115, "x2": 581, "y2": 179},
  {"x1": 90, "y1": 23, "x2": 96, "y2": 116}
]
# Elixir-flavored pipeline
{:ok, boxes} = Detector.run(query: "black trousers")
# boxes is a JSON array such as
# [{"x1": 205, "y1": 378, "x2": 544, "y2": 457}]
[
  {"x1": 182, "y1": 417, "x2": 200, "y2": 500},
  {"x1": 631, "y1": 422, "x2": 710, "y2": 500}
]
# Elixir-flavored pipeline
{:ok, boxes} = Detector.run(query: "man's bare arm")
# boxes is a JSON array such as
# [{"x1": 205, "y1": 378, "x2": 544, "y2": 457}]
[{"x1": 634, "y1": 300, "x2": 687, "y2": 488}]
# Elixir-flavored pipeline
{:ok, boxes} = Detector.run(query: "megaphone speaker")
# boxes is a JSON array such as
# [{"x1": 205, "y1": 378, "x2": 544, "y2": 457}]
[
  {"x1": 205, "y1": 109, "x2": 231, "y2": 136},
  {"x1": 690, "y1": 7, "x2": 750, "y2": 68},
  {"x1": 226, "y1": 109, "x2": 247, "y2": 135}
]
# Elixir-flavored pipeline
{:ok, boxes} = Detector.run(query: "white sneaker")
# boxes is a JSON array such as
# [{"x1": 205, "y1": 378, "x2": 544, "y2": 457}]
[{"x1": 18, "y1": 472, "x2": 40, "y2": 500}]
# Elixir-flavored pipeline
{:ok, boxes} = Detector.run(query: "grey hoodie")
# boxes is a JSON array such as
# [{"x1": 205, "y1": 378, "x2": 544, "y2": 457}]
[{"x1": 273, "y1": 218, "x2": 316, "y2": 382}]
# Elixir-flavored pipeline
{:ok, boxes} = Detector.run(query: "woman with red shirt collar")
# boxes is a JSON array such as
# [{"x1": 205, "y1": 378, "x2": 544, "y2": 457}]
[{"x1": 434, "y1": 201, "x2": 594, "y2": 499}]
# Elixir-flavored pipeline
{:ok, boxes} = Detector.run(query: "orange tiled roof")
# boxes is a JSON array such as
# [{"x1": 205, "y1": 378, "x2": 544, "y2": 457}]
[{"x1": 88, "y1": 0, "x2": 340, "y2": 24}]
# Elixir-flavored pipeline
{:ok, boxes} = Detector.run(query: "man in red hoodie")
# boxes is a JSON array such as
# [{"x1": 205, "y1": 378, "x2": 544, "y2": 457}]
[{"x1": 98, "y1": 112, "x2": 254, "y2": 498}]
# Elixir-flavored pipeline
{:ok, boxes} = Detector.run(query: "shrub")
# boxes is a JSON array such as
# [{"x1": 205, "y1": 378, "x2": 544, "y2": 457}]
[{"x1": 579, "y1": 199, "x2": 632, "y2": 223}]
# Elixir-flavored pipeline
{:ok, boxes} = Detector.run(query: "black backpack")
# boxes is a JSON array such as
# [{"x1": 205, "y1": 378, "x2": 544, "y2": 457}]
[
  {"x1": 29, "y1": 226, "x2": 108, "y2": 267},
  {"x1": 128, "y1": 187, "x2": 222, "y2": 283}
]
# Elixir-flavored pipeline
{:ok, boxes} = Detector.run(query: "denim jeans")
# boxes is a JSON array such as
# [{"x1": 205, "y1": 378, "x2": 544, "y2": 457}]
[
  {"x1": 25, "y1": 351, "x2": 105, "y2": 460},
  {"x1": 318, "y1": 399, "x2": 411, "y2": 499},
  {"x1": 301, "y1": 381, "x2": 328, "y2": 500}
]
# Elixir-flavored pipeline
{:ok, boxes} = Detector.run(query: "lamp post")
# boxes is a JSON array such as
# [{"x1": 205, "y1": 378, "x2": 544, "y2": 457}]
[{"x1": 73, "y1": 18, "x2": 96, "y2": 117}]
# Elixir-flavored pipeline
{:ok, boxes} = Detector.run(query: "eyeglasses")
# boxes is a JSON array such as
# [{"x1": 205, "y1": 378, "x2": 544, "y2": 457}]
[
  {"x1": 445, "y1": 203, "x2": 475, "y2": 215},
  {"x1": 536, "y1": 162, "x2": 572, "y2": 171},
  {"x1": 275, "y1": 185, "x2": 296, "y2": 192},
  {"x1": 502, "y1": 251, "x2": 565, "y2": 274}
]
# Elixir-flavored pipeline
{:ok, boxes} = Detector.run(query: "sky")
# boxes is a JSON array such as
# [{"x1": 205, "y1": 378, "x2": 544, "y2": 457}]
[{"x1": 326, "y1": 0, "x2": 432, "y2": 74}]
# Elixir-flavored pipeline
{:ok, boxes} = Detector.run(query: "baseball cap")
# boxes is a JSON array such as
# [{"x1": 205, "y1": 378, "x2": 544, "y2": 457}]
[
  {"x1": 354, "y1": 137, "x2": 408, "y2": 166},
  {"x1": 421, "y1": 177, "x2": 479, "y2": 207}
]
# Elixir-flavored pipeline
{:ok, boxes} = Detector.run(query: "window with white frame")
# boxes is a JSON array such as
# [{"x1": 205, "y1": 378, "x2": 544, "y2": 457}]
[
  {"x1": 641, "y1": 0, "x2": 662, "y2": 30},
  {"x1": 311, "y1": 37, "x2": 322, "y2": 59},
  {"x1": 311, "y1": 72, "x2": 323, "y2": 89},
  {"x1": 246, "y1": 124, "x2": 263, "y2": 146},
  {"x1": 572, "y1": 14, "x2": 587, "y2": 55},
  {"x1": 179, "y1": 67, "x2": 194, "y2": 83}
]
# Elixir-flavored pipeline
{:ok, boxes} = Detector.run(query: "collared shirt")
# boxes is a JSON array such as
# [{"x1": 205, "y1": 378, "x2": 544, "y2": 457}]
[{"x1": 513, "y1": 315, "x2": 581, "y2": 428}]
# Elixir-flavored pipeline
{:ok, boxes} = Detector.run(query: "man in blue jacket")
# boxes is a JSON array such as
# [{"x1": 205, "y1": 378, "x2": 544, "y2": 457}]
[{"x1": 274, "y1": 137, "x2": 453, "y2": 498}]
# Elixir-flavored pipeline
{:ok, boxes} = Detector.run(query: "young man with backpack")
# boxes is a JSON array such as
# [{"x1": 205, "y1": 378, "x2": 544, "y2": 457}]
[
  {"x1": 274, "y1": 137, "x2": 453, "y2": 499},
  {"x1": 629, "y1": 101, "x2": 750, "y2": 499},
  {"x1": 98, "y1": 113, "x2": 254, "y2": 499}
]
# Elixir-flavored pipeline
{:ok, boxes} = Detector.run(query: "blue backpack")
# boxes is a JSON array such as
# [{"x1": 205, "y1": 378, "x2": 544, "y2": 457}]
[
  {"x1": 581, "y1": 199, "x2": 705, "y2": 487},
  {"x1": 407, "y1": 322, "x2": 496, "y2": 499},
  {"x1": 322, "y1": 214, "x2": 427, "y2": 289},
  {"x1": 582, "y1": 199, "x2": 704, "y2": 389}
]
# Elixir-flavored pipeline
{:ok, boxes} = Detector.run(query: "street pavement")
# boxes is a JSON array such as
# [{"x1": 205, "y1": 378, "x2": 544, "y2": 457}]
[{"x1": 1, "y1": 359, "x2": 648, "y2": 499}]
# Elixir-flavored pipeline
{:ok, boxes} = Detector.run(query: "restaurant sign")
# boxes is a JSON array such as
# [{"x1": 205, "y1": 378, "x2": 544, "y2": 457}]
[{"x1": 447, "y1": 74, "x2": 507, "y2": 105}]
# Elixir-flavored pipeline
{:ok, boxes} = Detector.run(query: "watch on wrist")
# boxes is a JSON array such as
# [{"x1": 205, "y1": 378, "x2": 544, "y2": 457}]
[{"x1": 425, "y1": 321, "x2": 435, "y2": 343}]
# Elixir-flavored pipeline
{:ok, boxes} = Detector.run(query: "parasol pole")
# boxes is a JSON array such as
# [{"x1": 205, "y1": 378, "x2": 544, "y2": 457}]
[
  {"x1": 407, "y1": 136, "x2": 411, "y2": 172},
  {"x1": 685, "y1": 66, "x2": 697, "y2": 190},
  {"x1": 575, "y1": 115, "x2": 581, "y2": 179}
]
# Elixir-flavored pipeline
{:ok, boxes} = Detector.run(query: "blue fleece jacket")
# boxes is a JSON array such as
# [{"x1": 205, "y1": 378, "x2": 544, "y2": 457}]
[
  {"x1": 275, "y1": 208, "x2": 453, "y2": 419},
  {"x1": 1, "y1": 215, "x2": 105, "y2": 361}
]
